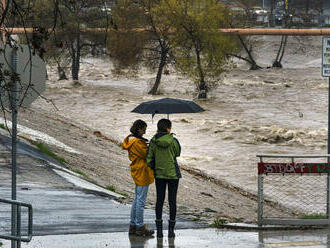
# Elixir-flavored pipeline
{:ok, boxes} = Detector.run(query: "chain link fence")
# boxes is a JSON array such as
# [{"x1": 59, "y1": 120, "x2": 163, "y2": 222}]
[
  {"x1": 257, "y1": 155, "x2": 330, "y2": 226},
  {"x1": 263, "y1": 174, "x2": 327, "y2": 218}
]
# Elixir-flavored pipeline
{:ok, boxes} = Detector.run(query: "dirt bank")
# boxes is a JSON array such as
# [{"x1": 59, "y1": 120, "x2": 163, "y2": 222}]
[{"x1": 5, "y1": 106, "x2": 294, "y2": 225}]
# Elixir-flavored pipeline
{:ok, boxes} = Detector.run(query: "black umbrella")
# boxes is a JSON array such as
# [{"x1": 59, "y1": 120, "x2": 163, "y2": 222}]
[{"x1": 131, "y1": 97, "x2": 205, "y2": 118}]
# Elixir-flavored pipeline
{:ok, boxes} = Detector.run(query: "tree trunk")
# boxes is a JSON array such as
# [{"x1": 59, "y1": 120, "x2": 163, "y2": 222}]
[
  {"x1": 71, "y1": 36, "x2": 81, "y2": 80},
  {"x1": 57, "y1": 66, "x2": 68, "y2": 80},
  {"x1": 198, "y1": 81, "x2": 207, "y2": 99},
  {"x1": 237, "y1": 35, "x2": 261, "y2": 70},
  {"x1": 195, "y1": 48, "x2": 207, "y2": 99},
  {"x1": 278, "y1": 36, "x2": 288, "y2": 63},
  {"x1": 272, "y1": 35, "x2": 288, "y2": 68},
  {"x1": 273, "y1": 36, "x2": 284, "y2": 67},
  {"x1": 148, "y1": 49, "x2": 168, "y2": 95}
]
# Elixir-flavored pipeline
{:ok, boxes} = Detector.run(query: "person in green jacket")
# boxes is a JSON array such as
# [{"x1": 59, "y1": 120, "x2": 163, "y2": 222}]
[{"x1": 147, "y1": 118, "x2": 181, "y2": 238}]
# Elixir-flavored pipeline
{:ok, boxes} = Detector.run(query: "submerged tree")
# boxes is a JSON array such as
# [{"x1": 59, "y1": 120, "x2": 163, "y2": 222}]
[
  {"x1": 142, "y1": 0, "x2": 173, "y2": 95},
  {"x1": 108, "y1": 0, "x2": 173, "y2": 95},
  {"x1": 160, "y1": 0, "x2": 239, "y2": 99},
  {"x1": 272, "y1": 35, "x2": 288, "y2": 68},
  {"x1": 107, "y1": 0, "x2": 148, "y2": 71},
  {"x1": 272, "y1": 1, "x2": 292, "y2": 68},
  {"x1": 228, "y1": 2, "x2": 262, "y2": 70},
  {"x1": 57, "y1": 0, "x2": 109, "y2": 80}
]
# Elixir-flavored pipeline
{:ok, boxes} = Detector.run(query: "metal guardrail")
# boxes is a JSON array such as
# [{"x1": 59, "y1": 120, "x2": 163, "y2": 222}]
[{"x1": 0, "y1": 198, "x2": 33, "y2": 242}]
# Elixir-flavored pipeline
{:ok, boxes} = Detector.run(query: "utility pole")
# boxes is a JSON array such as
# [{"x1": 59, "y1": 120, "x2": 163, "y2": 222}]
[
  {"x1": 285, "y1": 0, "x2": 288, "y2": 10},
  {"x1": 1, "y1": 2, "x2": 19, "y2": 248}
]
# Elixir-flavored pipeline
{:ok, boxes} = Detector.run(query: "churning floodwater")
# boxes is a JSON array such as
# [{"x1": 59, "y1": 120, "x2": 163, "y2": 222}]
[{"x1": 32, "y1": 36, "x2": 329, "y2": 214}]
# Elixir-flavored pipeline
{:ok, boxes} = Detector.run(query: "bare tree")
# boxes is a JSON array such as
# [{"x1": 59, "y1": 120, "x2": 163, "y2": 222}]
[
  {"x1": 109, "y1": 0, "x2": 173, "y2": 95},
  {"x1": 56, "y1": 0, "x2": 108, "y2": 80},
  {"x1": 229, "y1": 1, "x2": 262, "y2": 70}
]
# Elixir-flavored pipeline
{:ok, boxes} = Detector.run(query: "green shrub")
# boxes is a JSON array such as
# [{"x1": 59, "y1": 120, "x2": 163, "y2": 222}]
[
  {"x1": 31, "y1": 141, "x2": 66, "y2": 164},
  {"x1": 119, "y1": 192, "x2": 128, "y2": 198},
  {"x1": 73, "y1": 170, "x2": 89, "y2": 179},
  {"x1": 106, "y1": 185, "x2": 128, "y2": 197},
  {"x1": 106, "y1": 185, "x2": 116, "y2": 192},
  {"x1": 302, "y1": 214, "x2": 326, "y2": 219},
  {"x1": 211, "y1": 218, "x2": 228, "y2": 227}
]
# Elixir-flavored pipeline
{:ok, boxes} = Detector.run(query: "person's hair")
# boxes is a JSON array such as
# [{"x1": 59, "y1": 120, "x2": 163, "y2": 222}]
[
  {"x1": 130, "y1": 119, "x2": 147, "y2": 136},
  {"x1": 157, "y1": 119, "x2": 172, "y2": 133}
]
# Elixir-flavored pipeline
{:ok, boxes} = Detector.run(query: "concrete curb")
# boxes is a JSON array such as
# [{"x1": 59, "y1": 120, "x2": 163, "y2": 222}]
[
  {"x1": 49, "y1": 163, "x2": 126, "y2": 199},
  {"x1": 220, "y1": 223, "x2": 330, "y2": 231}
]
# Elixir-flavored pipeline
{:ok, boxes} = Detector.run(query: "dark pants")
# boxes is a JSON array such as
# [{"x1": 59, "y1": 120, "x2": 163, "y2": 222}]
[{"x1": 155, "y1": 178, "x2": 179, "y2": 221}]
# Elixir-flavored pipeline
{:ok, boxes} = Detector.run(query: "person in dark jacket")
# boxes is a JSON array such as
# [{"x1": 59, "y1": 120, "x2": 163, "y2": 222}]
[{"x1": 146, "y1": 118, "x2": 181, "y2": 238}]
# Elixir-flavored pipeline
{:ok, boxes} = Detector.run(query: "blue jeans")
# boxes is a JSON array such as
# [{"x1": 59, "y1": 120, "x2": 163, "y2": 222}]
[{"x1": 130, "y1": 185, "x2": 149, "y2": 227}]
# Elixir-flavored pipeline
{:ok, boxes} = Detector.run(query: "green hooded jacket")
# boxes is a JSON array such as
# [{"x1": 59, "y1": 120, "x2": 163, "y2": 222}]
[{"x1": 147, "y1": 133, "x2": 181, "y2": 179}]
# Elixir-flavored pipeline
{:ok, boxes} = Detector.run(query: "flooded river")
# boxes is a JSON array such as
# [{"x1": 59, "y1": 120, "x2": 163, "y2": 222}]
[{"x1": 32, "y1": 36, "x2": 329, "y2": 214}]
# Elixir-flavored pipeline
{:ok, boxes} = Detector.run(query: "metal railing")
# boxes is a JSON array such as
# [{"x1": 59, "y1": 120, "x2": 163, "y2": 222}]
[
  {"x1": 0, "y1": 198, "x2": 33, "y2": 243},
  {"x1": 257, "y1": 154, "x2": 330, "y2": 227}
]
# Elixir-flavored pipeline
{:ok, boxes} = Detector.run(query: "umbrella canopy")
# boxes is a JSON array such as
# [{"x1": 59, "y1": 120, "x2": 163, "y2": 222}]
[{"x1": 131, "y1": 98, "x2": 205, "y2": 116}]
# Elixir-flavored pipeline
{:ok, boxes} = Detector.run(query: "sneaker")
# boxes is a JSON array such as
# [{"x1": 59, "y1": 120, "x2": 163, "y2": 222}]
[
  {"x1": 135, "y1": 224, "x2": 154, "y2": 236},
  {"x1": 129, "y1": 225, "x2": 136, "y2": 235}
]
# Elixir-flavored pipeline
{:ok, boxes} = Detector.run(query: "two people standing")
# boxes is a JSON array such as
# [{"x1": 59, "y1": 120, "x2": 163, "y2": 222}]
[{"x1": 122, "y1": 119, "x2": 181, "y2": 238}]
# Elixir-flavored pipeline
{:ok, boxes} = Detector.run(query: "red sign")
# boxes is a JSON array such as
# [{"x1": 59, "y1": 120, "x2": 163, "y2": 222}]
[{"x1": 258, "y1": 162, "x2": 330, "y2": 174}]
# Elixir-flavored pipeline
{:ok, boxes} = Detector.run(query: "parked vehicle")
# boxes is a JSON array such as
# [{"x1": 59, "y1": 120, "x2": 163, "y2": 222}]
[
  {"x1": 251, "y1": 6, "x2": 268, "y2": 16},
  {"x1": 251, "y1": 6, "x2": 268, "y2": 23}
]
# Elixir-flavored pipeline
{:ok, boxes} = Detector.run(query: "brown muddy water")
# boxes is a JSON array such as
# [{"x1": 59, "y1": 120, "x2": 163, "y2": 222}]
[{"x1": 32, "y1": 36, "x2": 329, "y2": 214}]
